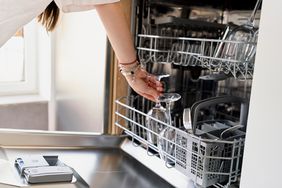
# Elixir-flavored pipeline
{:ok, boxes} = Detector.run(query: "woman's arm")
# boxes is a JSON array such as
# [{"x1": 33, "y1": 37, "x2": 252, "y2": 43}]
[
  {"x1": 95, "y1": 2, "x2": 163, "y2": 101},
  {"x1": 95, "y1": 2, "x2": 135, "y2": 63}
]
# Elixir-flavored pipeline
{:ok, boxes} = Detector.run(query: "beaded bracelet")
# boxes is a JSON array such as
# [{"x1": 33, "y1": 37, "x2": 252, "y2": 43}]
[{"x1": 118, "y1": 61, "x2": 140, "y2": 77}]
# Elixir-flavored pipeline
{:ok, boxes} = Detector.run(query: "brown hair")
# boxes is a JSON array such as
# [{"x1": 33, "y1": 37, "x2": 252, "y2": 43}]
[{"x1": 38, "y1": 1, "x2": 60, "y2": 31}]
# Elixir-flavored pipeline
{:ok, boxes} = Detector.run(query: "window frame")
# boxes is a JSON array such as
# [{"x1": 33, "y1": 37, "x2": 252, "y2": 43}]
[{"x1": 0, "y1": 20, "x2": 40, "y2": 96}]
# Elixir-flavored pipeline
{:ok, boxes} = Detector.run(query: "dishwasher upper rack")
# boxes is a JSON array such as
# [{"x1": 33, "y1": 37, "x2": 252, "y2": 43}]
[
  {"x1": 137, "y1": 34, "x2": 257, "y2": 80},
  {"x1": 115, "y1": 96, "x2": 245, "y2": 188}
]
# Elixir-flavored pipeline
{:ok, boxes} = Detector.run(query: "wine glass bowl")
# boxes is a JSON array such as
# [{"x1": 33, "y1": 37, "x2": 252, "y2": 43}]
[
  {"x1": 158, "y1": 127, "x2": 176, "y2": 166},
  {"x1": 146, "y1": 103, "x2": 170, "y2": 145},
  {"x1": 145, "y1": 93, "x2": 181, "y2": 145},
  {"x1": 217, "y1": 0, "x2": 261, "y2": 77},
  {"x1": 222, "y1": 24, "x2": 258, "y2": 63}
]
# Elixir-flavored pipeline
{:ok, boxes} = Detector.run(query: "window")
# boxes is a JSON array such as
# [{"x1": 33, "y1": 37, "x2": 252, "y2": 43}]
[
  {"x1": 0, "y1": 20, "x2": 40, "y2": 96},
  {"x1": 0, "y1": 10, "x2": 106, "y2": 133},
  {"x1": 0, "y1": 29, "x2": 24, "y2": 82}
]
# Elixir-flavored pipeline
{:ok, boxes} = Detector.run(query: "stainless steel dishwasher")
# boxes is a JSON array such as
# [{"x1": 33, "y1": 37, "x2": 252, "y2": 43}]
[
  {"x1": 114, "y1": 0, "x2": 261, "y2": 187},
  {"x1": 0, "y1": 1, "x2": 261, "y2": 188}
]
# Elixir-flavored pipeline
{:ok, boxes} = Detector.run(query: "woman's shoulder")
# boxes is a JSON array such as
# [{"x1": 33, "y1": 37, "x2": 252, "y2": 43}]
[
  {"x1": 54, "y1": 0, "x2": 120, "y2": 13},
  {"x1": 0, "y1": 0, "x2": 52, "y2": 47}
]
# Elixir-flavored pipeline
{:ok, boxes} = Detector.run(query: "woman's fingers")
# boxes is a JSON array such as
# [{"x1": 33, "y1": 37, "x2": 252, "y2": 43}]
[
  {"x1": 147, "y1": 79, "x2": 164, "y2": 92},
  {"x1": 138, "y1": 83, "x2": 160, "y2": 101},
  {"x1": 140, "y1": 93, "x2": 157, "y2": 102},
  {"x1": 147, "y1": 74, "x2": 163, "y2": 87},
  {"x1": 125, "y1": 67, "x2": 164, "y2": 102},
  {"x1": 148, "y1": 86, "x2": 161, "y2": 99},
  {"x1": 157, "y1": 86, "x2": 164, "y2": 92}
]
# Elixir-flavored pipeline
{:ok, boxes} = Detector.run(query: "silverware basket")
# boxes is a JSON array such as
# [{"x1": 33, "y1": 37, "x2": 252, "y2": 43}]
[
  {"x1": 175, "y1": 128, "x2": 244, "y2": 187},
  {"x1": 115, "y1": 96, "x2": 246, "y2": 188}
]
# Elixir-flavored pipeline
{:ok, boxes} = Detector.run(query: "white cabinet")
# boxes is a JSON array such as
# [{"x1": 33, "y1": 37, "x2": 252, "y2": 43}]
[{"x1": 240, "y1": 1, "x2": 282, "y2": 187}]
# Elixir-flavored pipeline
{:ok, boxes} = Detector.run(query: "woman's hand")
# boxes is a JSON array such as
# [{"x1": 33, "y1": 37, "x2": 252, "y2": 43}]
[
  {"x1": 96, "y1": 3, "x2": 162, "y2": 102},
  {"x1": 124, "y1": 67, "x2": 163, "y2": 102}
]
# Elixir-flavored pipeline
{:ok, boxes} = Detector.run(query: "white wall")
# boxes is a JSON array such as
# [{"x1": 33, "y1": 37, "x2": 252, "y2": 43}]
[
  {"x1": 53, "y1": 10, "x2": 108, "y2": 132},
  {"x1": 240, "y1": 1, "x2": 282, "y2": 187},
  {"x1": 0, "y1": 102, "x2": 48, "y2": 130}
]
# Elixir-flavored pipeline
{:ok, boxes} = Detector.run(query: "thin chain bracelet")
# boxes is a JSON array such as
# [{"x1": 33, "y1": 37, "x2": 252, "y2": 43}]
[{"x1": 118, "y1": 58, "x2": 138, "y2": 65}]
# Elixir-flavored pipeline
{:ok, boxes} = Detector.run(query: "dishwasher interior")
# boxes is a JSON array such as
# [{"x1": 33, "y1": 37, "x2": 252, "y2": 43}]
[{"x1": 115, "y1": 0, "x2": 261, "y2": 187}]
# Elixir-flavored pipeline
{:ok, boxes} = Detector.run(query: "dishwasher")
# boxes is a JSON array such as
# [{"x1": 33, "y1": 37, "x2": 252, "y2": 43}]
[{"x1": 115, "y1": 0, "x2": 261, "y2": 187}]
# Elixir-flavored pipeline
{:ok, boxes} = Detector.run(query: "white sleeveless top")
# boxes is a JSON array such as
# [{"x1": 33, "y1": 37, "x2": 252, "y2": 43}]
[{"x1": 0, "y1": 0, "x2": 119, "y2": 47}]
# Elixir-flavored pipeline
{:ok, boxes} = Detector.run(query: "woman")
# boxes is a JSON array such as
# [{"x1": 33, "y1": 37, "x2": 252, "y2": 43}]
[{"x1": 0, "y1": 0, "x2": 163, "y2": 101}]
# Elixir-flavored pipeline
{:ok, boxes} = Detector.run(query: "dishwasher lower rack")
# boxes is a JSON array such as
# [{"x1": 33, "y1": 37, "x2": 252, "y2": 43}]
[
  {"x1": 137, "y1": 34, "x2": 256, "y2": 80},
  {"x1": 115, "y1": 97, "x2": 245, "y2": 188}
]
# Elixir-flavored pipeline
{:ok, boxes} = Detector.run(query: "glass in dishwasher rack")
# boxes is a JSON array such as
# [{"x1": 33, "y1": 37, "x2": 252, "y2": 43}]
[
  {"x1": 146, "y1": 92, "x2": 181, "y2": 146},
  {"x1": 115, "y1": 96, "x2": 246, "y2": 188},
  {"x1": 156, "y1": 93, "x2": 181, "y2": 166},
  {"x1": 137, "y1": 34, "x2": 257, "y2": 80},
  {"x1": 146, "y1": 74, "x2": 170, "y2": 146}
]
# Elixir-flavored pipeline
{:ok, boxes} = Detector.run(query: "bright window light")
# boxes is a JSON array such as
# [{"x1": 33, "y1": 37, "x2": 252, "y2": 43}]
[
  {"x1": 0, "y1": 30, "x2": 24, "y2": 82},
  {"x1": 0, "y1": 20, "x2": 43, "y2": 97}
]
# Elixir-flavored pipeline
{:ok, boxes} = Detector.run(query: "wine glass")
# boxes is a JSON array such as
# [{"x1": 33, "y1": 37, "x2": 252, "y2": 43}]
[
  {"x1": 157, "y1": 93, "x2": 181, "y2": 166},
  {"x1": 146, "y1": 74, "x2": 170, "y2": 145},
  {"x1": 219, "y1": 0, "x2": 261, "y2": 77},
  {"x1": 145, "y1": 74, "x2": 181, "y2": 166},
  {"x1": 146, "y1": 98, "x2": 170, "y2": 145}
]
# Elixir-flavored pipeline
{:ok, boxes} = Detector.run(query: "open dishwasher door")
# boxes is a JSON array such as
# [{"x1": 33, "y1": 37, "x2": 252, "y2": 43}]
[
  {"x1": 0, "y1": 134, "x2": 174, "y2": 188},
  {"x1": 113, "y1": 0, "x2": 262, "y2": 187}
]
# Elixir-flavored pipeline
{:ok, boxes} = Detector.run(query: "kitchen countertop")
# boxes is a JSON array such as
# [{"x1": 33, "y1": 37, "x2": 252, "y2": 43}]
[{"x1": 0, "y1": 147, "x2": 174, "y2": 188}]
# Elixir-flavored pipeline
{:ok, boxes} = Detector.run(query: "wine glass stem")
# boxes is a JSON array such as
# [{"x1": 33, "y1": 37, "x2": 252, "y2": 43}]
[{"x1": 166, "y1": 102, "x2": 172, "y2": 126}]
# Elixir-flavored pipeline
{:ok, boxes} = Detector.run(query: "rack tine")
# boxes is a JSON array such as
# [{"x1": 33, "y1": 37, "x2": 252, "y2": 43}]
[{"x1": 131, "y1": 136, "x2": 141, "y2": 147}]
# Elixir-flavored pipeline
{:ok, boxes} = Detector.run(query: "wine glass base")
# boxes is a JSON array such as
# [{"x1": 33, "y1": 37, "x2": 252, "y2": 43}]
[{"x1": 158, "y1": 93, "x2": 181, "y2": 103}]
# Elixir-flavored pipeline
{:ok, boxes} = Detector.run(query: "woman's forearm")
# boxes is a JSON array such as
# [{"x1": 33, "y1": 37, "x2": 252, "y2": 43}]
[
  {"x1": 95, "y1": 2, "x2": 163, "y2": 101},
  {"x1": 95, "y1": 2, "x2": 136, "y2": 64}
]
